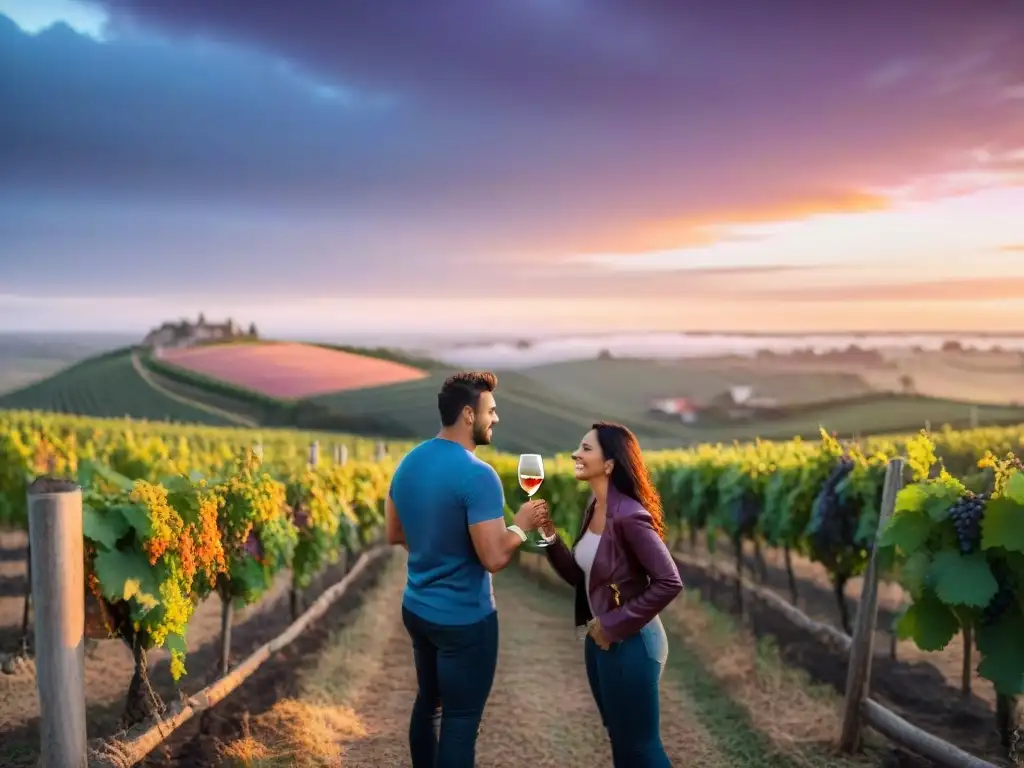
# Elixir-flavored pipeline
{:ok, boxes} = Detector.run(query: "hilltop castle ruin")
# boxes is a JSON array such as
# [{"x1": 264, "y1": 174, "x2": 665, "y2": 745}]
[{"x1": 141, "y1": 313, "x2": 258, "y2": 349}]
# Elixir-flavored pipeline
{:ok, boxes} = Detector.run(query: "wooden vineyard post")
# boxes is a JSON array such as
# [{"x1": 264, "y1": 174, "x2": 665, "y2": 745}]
[
  {"x1": 839, "y1": 456, "x2": 905, "y2": 753},
  {"x1": 375, "y1": 441, "x2": 386, "y2": 462},
  {"x1": 334, "y1": 444, "x2": 348, "y2": 466},
  {"x1": 783, "y1": 545, "x2": 799, "y2": 604},
  {"x1": 27, "y1": 477, "x2": 87, "y2": 768},
  {"x1": 309, "y1": 440, "x2": 319, "y2": 466},
  {"x1": 218, "y1": 597, "x2": 232, "y2": 677}
]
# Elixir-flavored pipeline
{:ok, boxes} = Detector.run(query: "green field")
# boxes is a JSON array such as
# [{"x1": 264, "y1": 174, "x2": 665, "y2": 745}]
[
  {"x1": 4, "y1": 344, "x2": 1024, "y2": 454},
  {"x1": 523, "y1": 358, "x2": 872, "y2": 414},
  {"x1": 310, "y1": 367, "x2": 1024, "y2": 453},
  {"x1": 307, "y1": 368, "x2": 689, "y2": 455},
  {"x1": 0, "y1": 348, "x2": 240, "y2": 426}
]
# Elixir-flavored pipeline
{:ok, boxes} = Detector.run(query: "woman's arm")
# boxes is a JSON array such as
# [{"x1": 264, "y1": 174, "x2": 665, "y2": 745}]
[
  {"x1": 595, "y1": 509, "x2": 682, "y2": 644},
  {"x1": 542, "y1": 527, "x2": 581, "y2": 587}
]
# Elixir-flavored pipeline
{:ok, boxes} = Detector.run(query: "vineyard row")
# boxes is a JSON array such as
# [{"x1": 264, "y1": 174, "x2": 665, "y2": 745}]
[{"x1": 2, "y1": 411, "x2": 1024, "y2": 752}]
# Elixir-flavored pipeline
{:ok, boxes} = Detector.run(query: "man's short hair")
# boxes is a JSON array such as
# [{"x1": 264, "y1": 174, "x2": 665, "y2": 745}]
[{"x1": 437, "y1": 372, "x2": 497, "y2": 427}]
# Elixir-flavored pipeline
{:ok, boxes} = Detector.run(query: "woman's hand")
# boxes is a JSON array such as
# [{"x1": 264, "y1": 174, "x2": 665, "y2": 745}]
[
  {"x1": 587, "y1": 618, "x2": 612, "y2": 650},
  {"x1": 514, "y1": 499, "x2": 548, "y2": 531}
]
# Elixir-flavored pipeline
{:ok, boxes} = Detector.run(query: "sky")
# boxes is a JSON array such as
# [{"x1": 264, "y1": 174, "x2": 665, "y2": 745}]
[{"x1": 1, "y1": 0, "x2": 1024, "y2": 336}]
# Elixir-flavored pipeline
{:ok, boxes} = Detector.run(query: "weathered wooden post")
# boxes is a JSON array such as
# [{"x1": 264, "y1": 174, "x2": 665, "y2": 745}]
[
  {"x1": 28, "y1": 477, "x2": 87, "y2": 768},
  {"x1": 839, "y1": 456, "x2": 904, "y2": 752},
  {"x1": 334, "y1": 444, "x2": 348, "y2": 466},
  {"x1": 308, "y1": 440, "x2": 319, "y2": 466},
  {"x1": 375, "y1": 441, "x2": 386, "y2": 462}
]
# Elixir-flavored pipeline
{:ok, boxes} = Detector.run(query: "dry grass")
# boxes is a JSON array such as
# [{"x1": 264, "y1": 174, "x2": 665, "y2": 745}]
[
  {"x1": 216, "y1": 553, "x2": 407, "y2": 767},
  {"x1": 662, "y1": 588, "x2": 882, "y2": 767},
  {"x1": 219, "y1": 701, "x2": 367, "y2": 767}
]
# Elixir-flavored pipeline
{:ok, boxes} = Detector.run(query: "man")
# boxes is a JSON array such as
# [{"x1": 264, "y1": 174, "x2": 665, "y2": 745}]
[{"x1": 386, "y1": 371, "x2": 546, "y2": 767}]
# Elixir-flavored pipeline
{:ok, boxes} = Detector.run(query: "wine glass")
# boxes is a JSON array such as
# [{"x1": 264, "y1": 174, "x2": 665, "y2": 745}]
[{"x1": 518, "y1": 453, "x2": 551, "y2": 548}]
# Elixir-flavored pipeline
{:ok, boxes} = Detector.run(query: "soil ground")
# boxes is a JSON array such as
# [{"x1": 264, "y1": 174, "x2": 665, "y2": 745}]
[
  {"x1": 0, "y1": 529, "x2": 372, "y2": 767},
  {"x1": 213, "y1": 551, "x2": 886, "y2": 767},
  {"x1": 1, "y1": 529, "x2": 1010, "y2": 766},
  {"x1": 674, "y1": 536, "x2": 1008, "y2": 765}
]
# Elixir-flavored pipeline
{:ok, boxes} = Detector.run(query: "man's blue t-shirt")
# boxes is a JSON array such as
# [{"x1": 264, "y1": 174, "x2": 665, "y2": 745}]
[{"x1": 389, "y1": 437, "x2": 506, "y2": 625}]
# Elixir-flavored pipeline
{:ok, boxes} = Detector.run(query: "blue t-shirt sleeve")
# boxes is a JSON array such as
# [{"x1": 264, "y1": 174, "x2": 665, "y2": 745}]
[{"x1": 463, "y1": 464, "x2": 505, "y2": 525}]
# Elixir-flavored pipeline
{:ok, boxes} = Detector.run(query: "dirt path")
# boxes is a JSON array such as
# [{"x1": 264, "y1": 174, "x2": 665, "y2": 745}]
[
  {"x1": 130, "y1": 351, "x2": 257, "y2": 427},
  {"x1": 672, "y1": 542, "x2": 1009, "y2": 765},
  {"x1": 336, "y1": 567, "x2": 730, "y2": 768},
  {"x1": 0, "y1": 529, "x2": 351, "y2": 766}
]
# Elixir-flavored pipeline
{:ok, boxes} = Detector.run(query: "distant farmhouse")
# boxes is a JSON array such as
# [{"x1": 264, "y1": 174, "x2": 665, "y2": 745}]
[
  {"x1": 142, "y1": 313, "x2": 258, "y2": 350},
  {"x1": 649, "y1": 396, "x2": 699, "y2": 423},
  {"x1": 649, "y1": 385, "x2": 780, "y2": 423}
]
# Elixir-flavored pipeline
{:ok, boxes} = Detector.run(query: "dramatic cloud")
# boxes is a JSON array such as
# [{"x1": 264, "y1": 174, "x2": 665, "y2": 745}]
[{"x1": 1, "y1": 0, "x2": 1022, "y2": 320}]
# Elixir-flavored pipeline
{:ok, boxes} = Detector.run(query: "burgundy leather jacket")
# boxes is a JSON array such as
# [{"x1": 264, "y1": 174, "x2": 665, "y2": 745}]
[{"x1": 544, "y1": 485, "x2": 683, "y2": 643}]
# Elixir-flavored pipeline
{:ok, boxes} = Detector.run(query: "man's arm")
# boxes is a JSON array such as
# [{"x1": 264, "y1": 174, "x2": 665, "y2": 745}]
[
  {"x1": 385, "y1": 492, "x2": 407, "y2": 550},
  {"x1": 470, "y1": 518, "x2": 526, "y2": 573},
  {"x1": 465, "y1": 465, "x2": 527, "y2": 573}
]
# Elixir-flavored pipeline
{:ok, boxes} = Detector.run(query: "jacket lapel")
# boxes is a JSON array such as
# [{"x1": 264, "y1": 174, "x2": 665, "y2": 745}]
[
  {"x1": 572, "y1": 496, "x2": 596, "y2": 549},
  {"x1": 589, "y1": 487, "x2": 621, "y2": 586}
]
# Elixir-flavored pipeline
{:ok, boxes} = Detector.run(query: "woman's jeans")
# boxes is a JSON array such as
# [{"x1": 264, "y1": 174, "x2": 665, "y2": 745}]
[
  {"x1": 402, "y1": 606, "x2": 499, "y2": 768},
  {"x1": 584, "y1": 615, "x2": 672, "y2": 767}
]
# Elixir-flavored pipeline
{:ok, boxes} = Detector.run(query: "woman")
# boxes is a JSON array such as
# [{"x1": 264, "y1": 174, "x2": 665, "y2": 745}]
[{"x1": 539, "y1": 422, "x2": 682, "y2": 767}]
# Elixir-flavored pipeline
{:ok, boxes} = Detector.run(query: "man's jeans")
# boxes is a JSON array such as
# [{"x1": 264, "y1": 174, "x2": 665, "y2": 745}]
[{"x1": 402, "y1": 606, "x2": 499, "y2": 767}]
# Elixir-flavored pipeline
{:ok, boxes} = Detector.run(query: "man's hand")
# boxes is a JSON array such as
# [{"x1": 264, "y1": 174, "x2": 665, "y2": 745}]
[
  {"x1": 514, "y1": 499, "x2": 548, "y2": 531},
  {"x1": 587, "y1": 617, "x2": 612, "y2": 650}
]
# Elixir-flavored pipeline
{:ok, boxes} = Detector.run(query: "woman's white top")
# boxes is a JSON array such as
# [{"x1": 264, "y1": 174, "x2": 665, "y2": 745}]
[{"x1": 573, "y1": 530, "x2": 602, "y2": 614}]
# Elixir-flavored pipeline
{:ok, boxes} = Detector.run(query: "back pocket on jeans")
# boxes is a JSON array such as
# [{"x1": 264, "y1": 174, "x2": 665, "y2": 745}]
[{"x1": 639, "y1": 619, "x2": 668, "y2": 666}]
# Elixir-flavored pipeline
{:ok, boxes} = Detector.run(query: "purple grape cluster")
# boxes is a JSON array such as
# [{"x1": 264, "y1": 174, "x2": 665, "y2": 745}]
[
  {"x1": 980, "y1": 580, "x2": 1015, "y2": 627},
  {"x1": 947, "y1": 491, "x2": 989, "y2": 555},
  {"x1": 243, "y1": 529, "x2": 263, "y2": 559}
]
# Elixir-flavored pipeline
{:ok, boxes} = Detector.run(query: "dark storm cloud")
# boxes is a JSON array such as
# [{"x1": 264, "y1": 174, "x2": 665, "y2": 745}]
[{"x1": 0, "y1": 1, "x2": 1022, "y2": 298}]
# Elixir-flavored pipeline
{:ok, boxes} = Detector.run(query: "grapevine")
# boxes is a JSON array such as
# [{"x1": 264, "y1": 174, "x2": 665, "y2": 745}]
[
  {"x1": 215, "y1": 451, "x2": 296, "y2": 606},
  {"x1": 81, "y1": 462, "x2": 228, "y2": 722}
]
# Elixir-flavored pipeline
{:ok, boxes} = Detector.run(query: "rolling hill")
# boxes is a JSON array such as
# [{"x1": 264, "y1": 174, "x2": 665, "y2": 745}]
[
  {"x1": 3, "y1": 341, "x2": 1024, "y2": 454},
  {"x1": 0, "y1": 347, "x2": 241, "y2": 426}
]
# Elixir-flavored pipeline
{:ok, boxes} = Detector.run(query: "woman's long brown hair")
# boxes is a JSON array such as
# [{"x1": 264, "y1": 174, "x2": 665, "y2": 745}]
[{"x1": 592, "y1": 421, "x2": 666, "y2": 540}]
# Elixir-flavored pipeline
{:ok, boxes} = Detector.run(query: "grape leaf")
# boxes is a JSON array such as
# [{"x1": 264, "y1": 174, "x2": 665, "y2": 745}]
[
  {"x1": 1004, "y1": 471, "x2": 1024, "y2": 505},
  {"x1": 895, "y1": 591, "x2": 959, "y2": 651},
  {"x1": 878, "y1": 508, "x2": 930, "y2": 554},
  {"x1": 927, "y1": 551, "x2": 998, "y2": 607},
  {"x1": 976, "y1": 607, "x2": 1024, "y2": 695},
  {"x1": 92, "y1": 548, "x2": 160, "y2": 613},
  {"x1": 165, "y1": 632, "x2": 187, "y2": 655},
  {"x1": 899, "y1": 550, "x2": 932, "y2": 599},
  {"x1": 116, "y1": 502, "x2": 153, "y2": 538},
  {"x1": 82, "y1": 504, "x2": 130, "y2": 550},
  {"x1": 229, "y1": 557, "x2": 270, "y2": 602},
  {"x1": 982, "y1": 497, "x2": 1024, "y2": 553},
  {"x1": 921, "y1": 482, "x2": 961, "y2": 523},
  {"x1": 85, "y1": 461, "x2": 135, "y2": 492},
  {"x1": 894, "y1": 485, "x2": 927, "y2": 514}
]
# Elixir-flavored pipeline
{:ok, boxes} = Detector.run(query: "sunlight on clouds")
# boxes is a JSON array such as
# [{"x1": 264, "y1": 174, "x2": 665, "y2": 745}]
[
  {"x1": 579, "y1": 182, "x2": 1024, "y2": 277},
  {"x1": 578, "y1": 192, "x2": 888, "y2": 255},
  {"x1": 0, "y1": 0, "x2": 108, "y2": 38}
]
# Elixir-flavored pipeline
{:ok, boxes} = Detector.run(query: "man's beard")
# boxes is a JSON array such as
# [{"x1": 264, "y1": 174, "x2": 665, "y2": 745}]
[{"x1": 472, "y1": 422, "x2": 491, "y2": 446}]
